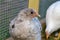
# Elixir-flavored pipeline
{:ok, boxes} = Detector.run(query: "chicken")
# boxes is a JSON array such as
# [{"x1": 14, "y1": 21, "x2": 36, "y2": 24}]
[
  {"x1": 45, "y1": 1, "x2": 60, "y2": 39},
  {"x1": 9, "y1": 8, "x2": 42, "y2": 40}
]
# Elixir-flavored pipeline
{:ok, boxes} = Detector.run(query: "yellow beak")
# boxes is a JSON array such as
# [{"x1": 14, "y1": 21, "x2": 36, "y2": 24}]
[
  {"x1": 34, "y1": 11, "x2": 41, "y2": 17},
  {"x1": 38, "y1": 15, "x2": 41, "y2": 17},
  {"x1": 46, "y1": 31, "x2": 49, "y2": 40}
]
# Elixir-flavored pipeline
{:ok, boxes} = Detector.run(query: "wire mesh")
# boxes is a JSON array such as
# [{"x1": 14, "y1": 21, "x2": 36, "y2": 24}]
[{"x1": 0, "y1": 0, "x2": 28, "y2": 40}]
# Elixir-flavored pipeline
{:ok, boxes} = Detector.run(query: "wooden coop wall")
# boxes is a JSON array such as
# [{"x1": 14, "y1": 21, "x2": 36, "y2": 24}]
[
  {"x1": 28, "y1": 0, "x2": 39, "y2": 12},
  {"x1": 0, "y1": 0, "x2": 28, "y2": 40}
]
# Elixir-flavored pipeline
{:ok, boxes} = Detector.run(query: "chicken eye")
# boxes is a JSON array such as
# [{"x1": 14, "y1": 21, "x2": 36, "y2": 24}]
[
  {"x1": 12, "y1": 25, "x2": 15, "y2": 28},
  {"x1": 31, "y1": 11, "x2": 33, "y2": 14}
]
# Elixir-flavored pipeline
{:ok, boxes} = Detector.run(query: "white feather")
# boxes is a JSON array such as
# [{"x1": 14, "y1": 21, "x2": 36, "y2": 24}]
[
  {"x1": 9, "y1": 17, "x2": 42, "y2": 40},
  {"x1": 46, "y1": 1, "x2": 60, "y2": 35}
]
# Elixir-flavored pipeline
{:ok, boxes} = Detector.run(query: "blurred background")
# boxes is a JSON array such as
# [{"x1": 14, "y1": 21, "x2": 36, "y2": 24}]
[{"x1": 0, "y1": 0, "x2": 60, "y2": 40}]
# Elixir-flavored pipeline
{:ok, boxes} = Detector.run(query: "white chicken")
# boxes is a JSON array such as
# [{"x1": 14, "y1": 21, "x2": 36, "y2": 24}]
[
  {"x1": 45, "y1": 1, "x2": 60, "y2": 39},
  {"x1": 9, "y1": 8, "x2": 42, "y2": 40}
]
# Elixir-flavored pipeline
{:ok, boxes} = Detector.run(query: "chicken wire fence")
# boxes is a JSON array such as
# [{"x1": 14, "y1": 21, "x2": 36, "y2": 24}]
[{"x1": 0, "y1": 0, "x2": 28, "y2": 40}]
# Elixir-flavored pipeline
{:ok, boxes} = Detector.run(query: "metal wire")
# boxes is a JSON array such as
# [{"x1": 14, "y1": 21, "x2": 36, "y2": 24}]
[{"x1": 0, "y1": 0, "x2": 28, "y2": 40}]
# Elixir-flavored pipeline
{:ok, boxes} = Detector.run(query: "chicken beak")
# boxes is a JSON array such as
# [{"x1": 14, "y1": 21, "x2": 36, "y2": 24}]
[
  {"x1": 38, "y1": 15, "x2": 41, "y2": 17},
  {"x1": 46, "y1": 31, "x2": 49, "y2": 40},
  {"x1": 33, "y1": 11, "x2": 41, "y2": 18},
  {"x1": 46, "y1": 34, "x2": 49, "y2": 40},
  {"x1": 35, "y1": 12, "x2": 41, "y2": 17}
]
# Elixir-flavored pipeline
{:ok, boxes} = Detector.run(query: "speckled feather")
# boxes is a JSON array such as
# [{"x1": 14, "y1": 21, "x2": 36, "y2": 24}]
[
  {"x1": 9, "y1": 17, "x2": 42, "y2": 40},
  {"x1": 9, "y1": 8, "x2": 42, "y2": 40}
]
